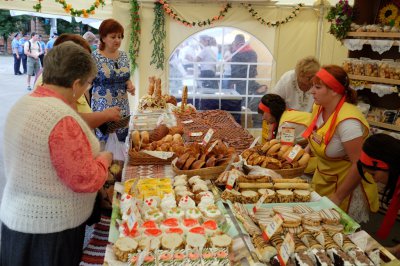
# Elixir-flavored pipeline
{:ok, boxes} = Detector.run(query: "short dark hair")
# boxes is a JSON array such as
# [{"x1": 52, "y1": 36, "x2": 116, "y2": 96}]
[
  {"x1": 234, "y1": 34, "x2": 245, "y2": 44},
  {"x1": 259, "y1": 94, "x2": 286, "y2": 136},
  {"x1": 43, "y1": 42, "x2": 97, "y2": 88},
  {"x1": 31, "y1": 32, "x2": 37, "y2": 37}
]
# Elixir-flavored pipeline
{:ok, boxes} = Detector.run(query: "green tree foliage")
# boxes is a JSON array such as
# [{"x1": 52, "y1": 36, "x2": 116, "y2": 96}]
[{"x1": 0, "y1": 9, "x2": 31, "y2": 37}]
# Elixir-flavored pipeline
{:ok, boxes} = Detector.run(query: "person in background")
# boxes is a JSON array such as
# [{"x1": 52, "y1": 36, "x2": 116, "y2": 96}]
[
  {"x1": 33, "y1": 33, "x2": 121, "y2": 129},
  {"x1": 0, "y1": 42, "x2": 113, "y2": 266},
  {"x1": 45, "y1": 32, "x2": 58, "y2": 54},
  {"x1": 269, "y1": 56, "x2": 320, "y2": 112},
  {"x1": 229, "y1": 34, "x2": 258, "y2": 95},
  {"x1": 357, "y1": 133, "x2": 400, "y2": 257},
  {"x1": 19, "y1": 33, "x2": 29, "y2": 74},
  {"x1": 258, "y1": 93, "x2": 311, "y2": 145},
  {"x1": 196, "y1": 35, "x2": 218, "y2": 89},
  {"x1": 11, "y1": 32, "x2": 22, "y2": 75},
  {"x1": 303, "y1": 65, "x2": 379, "y2": 223},
  {"x1": 24, "y1": 32, "x2": 41, "y2": 91},
  {"x1": 38, "y1": 35, "x2": 46, "y2": 67},
  {"x1": 91, "y1": 19, "x2": 135, "y2": 143},
  {"x1": 83, "y1": 31, "x2": 98, "y2": 51}
]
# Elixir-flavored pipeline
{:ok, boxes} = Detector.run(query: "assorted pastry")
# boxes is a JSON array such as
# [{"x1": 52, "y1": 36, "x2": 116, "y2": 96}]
[
  {"x1": 138, "y1": 76, "x2": 177, "y2": 111},
  {"x1": 241, "y1": 140, "x2": 310, "y2": 170}
]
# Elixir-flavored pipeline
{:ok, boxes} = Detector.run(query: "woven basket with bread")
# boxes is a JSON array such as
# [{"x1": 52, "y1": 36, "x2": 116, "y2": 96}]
[{"x1": 241, "y1": 140, "x2": 310, "y2": 178}]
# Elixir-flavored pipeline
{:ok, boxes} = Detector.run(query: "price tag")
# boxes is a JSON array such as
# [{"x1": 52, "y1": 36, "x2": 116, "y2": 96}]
[
  {"x1": 202, "y1": 128, "x2": 214, "y2": 145},
  {"x1": 280, "y1": 127, "x2": 295, "y2": 146},
  {"x1": 253, "y1": 192, "x2": 268, "y2": 213},
  {"x1": 207, "y1": 140, "x2": 219, "y2": 153},
  {"x1": 190, "y1": 132, "x2": 203, "y2": 137},
  {"x1": 142, "y1": 150, "x2": 174, "y2": 160},
  {"x1": 277, "y1": 233, "x2": 295, "y2": 266},
  {"x1": 262, "y1": 214, "x2": 283, "y2": 241},
  {"x1": 127, "y1": 214, "x2": 137, "y2": 231},
  {"x1": 182, "y1": 120, "x2": 194, "y2": 124},
  {"x1": 226, "y1": 174, "x2": 237, "y2": 190},
  {"x1": 249, "y1": 136, "x2": 260, "y2": 148},
  {"x1": 285, "y1": 144, "x2": 302, "y2": 163},
  {"x1": 135, "y1": 122, "x2": 148, "y2": 126}
]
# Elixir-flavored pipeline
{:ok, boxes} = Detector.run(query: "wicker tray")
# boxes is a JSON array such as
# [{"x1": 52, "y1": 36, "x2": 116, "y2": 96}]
[
  {"x1": 128, "y1": 150, "x2": 176, "y2": 166},
  {"x1": 171, "y1": 160, "x2": 229, "y2": 180},
  {"x1": 272, "y1": 165, "x2": 307, "y2": 179}
]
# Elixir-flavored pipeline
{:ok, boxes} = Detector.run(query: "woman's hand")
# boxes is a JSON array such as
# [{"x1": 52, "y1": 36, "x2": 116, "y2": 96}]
[
  {"x1": 103, "y1": 106, "x2": 121, "y2": 122},
  {"x1": 98, "y1": 151, "x2": 113, "y2": 165},
  {"x1": 126, "y1": 80, "x2": 135, "y2": 96}
]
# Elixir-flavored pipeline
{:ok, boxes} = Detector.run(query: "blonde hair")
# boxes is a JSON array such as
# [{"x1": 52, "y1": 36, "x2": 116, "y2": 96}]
[{"x1": 295, "y1": 56, "x2": 320, "y2": 76}]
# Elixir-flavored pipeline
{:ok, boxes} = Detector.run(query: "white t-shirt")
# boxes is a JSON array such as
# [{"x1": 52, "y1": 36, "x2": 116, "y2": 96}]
[
  {"x1": 269, "y1": 70, "x2": 314, "y2": 112},
  {"x1": 316, "y1": 114, "x2": 365, "y2": 158},
  {"x1": 24, "y1": 40, "x2": 41, "y2": 58},
  {"x1": 197, "y1": 46, "x2": 217, "y2": 72}
]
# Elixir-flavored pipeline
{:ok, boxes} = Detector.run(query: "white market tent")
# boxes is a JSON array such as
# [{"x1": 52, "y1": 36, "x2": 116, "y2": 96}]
[{"x1": 0, "y1": 0, "x2": 350, "y2": 98}]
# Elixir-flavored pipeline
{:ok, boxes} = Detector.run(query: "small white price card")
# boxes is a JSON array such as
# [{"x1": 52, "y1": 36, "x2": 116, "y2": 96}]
[
  {"x1": 249, "y1": 136, "x2": 260, "y2": 148},
  {"x1": 278, "y1": 233, "x2": 295, "y2": 266},
  {"x1": 142, "y1": 150, "x2": 174, "y2": 160},
  {"x1": 190, "y1": 132, "x2": 203, "y2": 137},
  {"x1": 253, "y1": 192, "x2": 268, "y2": 213},
  {"x1": 262, "y1": 214, "x2": 283, "y2": 241},
  {"x1": 182, "y1": 120, "x2": 194, "y2": 124},
  {"x1": 207, "y1": 140, "x2": 219, "y2": 153},
  {"x1": 280, "y1": 127, "x2": 295, "y2": 146},
  {"x1": 226, "y1": 174, "x2": 237, "y2": 190},
  {"x1": 285, "y1": 144, "x2": 302, "y2": 163},
  {"x1": 202, "y1": 128, "x2": 214, "y2": 145}
]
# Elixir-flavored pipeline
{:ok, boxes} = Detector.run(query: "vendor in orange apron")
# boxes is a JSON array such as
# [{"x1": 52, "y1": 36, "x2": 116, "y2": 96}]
[{"x1": 303, "y1": 66, "x2": 379, "y2": 220}]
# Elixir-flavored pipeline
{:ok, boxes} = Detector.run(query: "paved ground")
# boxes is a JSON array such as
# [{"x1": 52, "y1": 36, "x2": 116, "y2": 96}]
[{"x1": 0, "y1": 55, "x2": 398, "y2": 253}]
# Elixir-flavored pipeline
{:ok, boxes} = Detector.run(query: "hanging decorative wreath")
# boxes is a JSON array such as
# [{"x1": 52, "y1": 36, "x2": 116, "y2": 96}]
[
  {"x1": 379, "y1": 4, "x2": 399, "y2": 26},
  {"x1": 33, "y1": 0, "x2": 105, "y2": 17},
  {"x1": 151, "y1": 3, "x2": 166, "y2": 70},
  {"x1": 241, "y1": 3, "x2": 304, "y2": 27},
  {"x1": 129, "y1": 0, "x2": 141, "y2": 72},
  {"x1": 157, "y1": 0, "x2": 231, "y2": 27},
  {"x1": 326, "y1": 0, "x2": 354, "y2": 41}
]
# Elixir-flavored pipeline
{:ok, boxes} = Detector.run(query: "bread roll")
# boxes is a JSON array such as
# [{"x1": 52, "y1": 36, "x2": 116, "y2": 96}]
[
  {"x1": 140, "y1": 131, "x2": 149, "y2": 144},
  {"x1": 191, "y1": 160, "x2": 205, "y2": 169},
  {"x1": 206, "y1": 156, "x2": 216, "y2": 167},
  {"x1": 163, "y1": 134, "x2": 173, "y2": 142},
  {"x1": 273, "y1": 178, "x2": 307, "y2": 183},
  {"x1": 176, "y1": 153, "x2": 190, "y2": 169},
  {"x1": 261, "y1": 142, "x2": 272, "y2": 153},
  {"x1": 238, "y1": 183, "x2": 274, "y2": 189},
  {"x1": 183, "y1": 156, "x2": 196, "y2": 170},
  {"x1": 172, "y1": 134, "x2": 182, "y2": 142},
  {"x1": 267, "y1": 143, "x2": 281, "y2": 155},
  {"x1": 273, "y1": 183, "x2": 311, "y2": 190},
  {"x1": 277, "y1": 145, "x2": 291, "y2": 158},
  {"x1": 131, "y1": 130, "x2": 140, "y2": 150},
  {"x1": 298, "y1": 153, "x2": 310, "y2": 166}
]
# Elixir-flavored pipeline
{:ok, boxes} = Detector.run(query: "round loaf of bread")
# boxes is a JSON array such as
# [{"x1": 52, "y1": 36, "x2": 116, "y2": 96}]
[
  {"x1": 149, "y1": 124, "x2": 169, "y2": 142},
  {"x1": 131, "y1": 130, "x2": 140, "y2": 150}
]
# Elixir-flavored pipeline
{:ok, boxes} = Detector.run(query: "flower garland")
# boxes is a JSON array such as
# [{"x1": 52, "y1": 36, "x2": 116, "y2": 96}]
[
  {"x1": 157, "y1": 0, "x2": 231, "y2": 27},
  {"x1": 129, "y1": 0, "x2": 141, "y2": 72},
  {"x1": 33, "y1": 0, "x2": 105, "y2": 17},
  {"x1": 151, "y1": 3, "x2": 166, "y2": 70},
  {"x1": 326, "y1": 0, "x2": 354, "y2": 41},
  {"x1": 241, "y1": 3, "x2": 304, "y2": 27}
]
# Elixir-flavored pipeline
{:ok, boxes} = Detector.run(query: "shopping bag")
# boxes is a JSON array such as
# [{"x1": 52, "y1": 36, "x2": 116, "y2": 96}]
[{"x1": 104, "y1": 132, "x2": 126, "y2": 161}]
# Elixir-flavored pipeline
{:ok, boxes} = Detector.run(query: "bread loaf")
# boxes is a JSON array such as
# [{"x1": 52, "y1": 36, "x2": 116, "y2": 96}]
[
  {"x1": 238, "y1": 183, "x2": 274, "y2": 189},
  {"x1": 176, "y1": 153, "x2": 190, "y2": 169},
  {"x1": 183, "y1": 156, "x2": 196, "y2": 170},
  {"x1": 273, "y1": 183, "x2": 311, "y2": 190},
  {"x1": 298, "y1": 153, "x2": 310, "y2": 166},
  {"x1": 131, "y1": 130, "x2": 140, "y2": 150}
]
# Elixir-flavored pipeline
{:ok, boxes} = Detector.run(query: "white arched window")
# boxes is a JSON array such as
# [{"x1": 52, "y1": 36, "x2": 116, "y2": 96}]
[{"x1": 168, "y1": 27, "x2": 275, "y2": 129}]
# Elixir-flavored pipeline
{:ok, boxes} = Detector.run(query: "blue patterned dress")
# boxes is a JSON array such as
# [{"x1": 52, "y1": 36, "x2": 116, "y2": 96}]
[{"x1": 91, "y1": 50, "x2": 130, "y2": 142}]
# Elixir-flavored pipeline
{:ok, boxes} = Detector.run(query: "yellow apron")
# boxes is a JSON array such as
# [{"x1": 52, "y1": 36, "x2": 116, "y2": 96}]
[{"x1": 309, "y1": 103, "x2": 379, "y2": 212}]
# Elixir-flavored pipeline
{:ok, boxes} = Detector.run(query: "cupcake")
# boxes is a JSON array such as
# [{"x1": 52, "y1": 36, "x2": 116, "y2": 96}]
[
  {"x1": 144, "y1": 208, "x2": 164, "y2": 223},
  {"x1": 160, "y1": 193, "x2": 177, "y2": 212},
  {"x1": 202, "y1": 204, "x2": 222, "y2": 220},
  {"x1": 178, "y1": 195, "x2": 196, "y2": 210},
  {"x1": 166, "y1": 207, "x2": 184, "y2": 220},
  {"x1": 185, "y1": 207, "x2": 202, "y2": 220},
  {"x1": 113, "y1": 237, "x2": 138, "y2": 262}
]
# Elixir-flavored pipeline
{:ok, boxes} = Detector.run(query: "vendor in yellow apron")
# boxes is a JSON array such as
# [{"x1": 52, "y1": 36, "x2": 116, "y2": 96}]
[{"x1": 303, "y1": 68, "x2": 378, "y2": 213}]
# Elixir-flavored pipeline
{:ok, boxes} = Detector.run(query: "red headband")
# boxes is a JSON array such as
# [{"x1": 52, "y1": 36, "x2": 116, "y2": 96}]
[
  {"x1": 259, "y1": 102, "x2": 271, "y2": 114},
  {"x1": 316, "y1": 68, "x2": 345, "y2": 95},
  {"x1": 359, "y1": 150, "x2": 389, "y2": 170}
]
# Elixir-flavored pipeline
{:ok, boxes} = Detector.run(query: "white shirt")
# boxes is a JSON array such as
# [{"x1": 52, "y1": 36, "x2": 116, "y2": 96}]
[
  {"x1": 269, "y1": 70, "x2": 314, "y2": 112},
  {"x1": 316, "y1": 114, "x2": 365, "y2": 158},
  {"x1": 24, "y1": 40, "x2": 41, "y2": 58},
  {"x1": 197, "y1": 46, "x2": 217, "y2": 72}
]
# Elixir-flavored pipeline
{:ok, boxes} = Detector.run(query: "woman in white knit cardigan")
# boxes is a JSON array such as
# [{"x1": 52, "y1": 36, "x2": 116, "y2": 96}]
[{"x1": 0, "y1": 42, "x2": 113, "y2": 266}]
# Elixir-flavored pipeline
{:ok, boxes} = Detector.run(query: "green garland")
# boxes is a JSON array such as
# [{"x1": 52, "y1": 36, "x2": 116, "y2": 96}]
[
  {"x1": 151, "y1": 3, "x2": 166, "y2": 70},
  {"x1": 242, "y1": 3, "x2": 304, "y2": 27},
  {"x1": 129, "y1": 0, "x2": 140, "y2": 73},
  {"x1": 326, "y1": 0, "x2": 354, "y2": 41},
  {"x1": 33, "y1": 0, "x2": 105, "y2": 17}
]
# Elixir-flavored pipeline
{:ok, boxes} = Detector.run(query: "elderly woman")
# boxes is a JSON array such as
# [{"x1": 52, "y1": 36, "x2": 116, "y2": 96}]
[
  {"x1": 0, "y1": 42, "x2": 113, "y2": 266},
  {"x1": 303, "y1": 65, "x2": 379, "y2": 223},
  {"x1": 91, "y1": 19, "x2": 135, "y2": 143},
  {"x1": 269, "y1": 56, "x2": 320, "y2": 112}
]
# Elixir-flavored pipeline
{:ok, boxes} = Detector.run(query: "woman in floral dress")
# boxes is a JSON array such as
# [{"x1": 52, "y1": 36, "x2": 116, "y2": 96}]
[{"x1": 91, "y1": 19, "x2": 135, "y2": 142}]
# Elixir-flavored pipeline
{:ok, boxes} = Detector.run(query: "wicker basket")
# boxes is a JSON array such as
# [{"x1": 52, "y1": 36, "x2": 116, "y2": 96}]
[
  {"x1": 171, "y1": 161, "x2": 228, "y2": 180},
  {"x1": 128, "y1": 150, "x2": 176, "y2": 166},
  {"x1": 272, "y1": 166, "x2": 306, "y2": 179}
]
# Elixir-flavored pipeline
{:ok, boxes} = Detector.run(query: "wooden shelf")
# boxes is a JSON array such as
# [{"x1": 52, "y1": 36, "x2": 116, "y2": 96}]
[
  {"x1": 368, "y1": 120, "x2": 400, "y2": 132},
  {"x1": 347, "y1": 32, "x2": 400, "y2": 38},
  {"x1": 348, "y1": 74, "x2": 400, "y2": 86}
]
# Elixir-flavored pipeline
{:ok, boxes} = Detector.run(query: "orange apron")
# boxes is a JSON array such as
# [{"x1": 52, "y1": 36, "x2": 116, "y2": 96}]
[{"x1": 308, "y1": 103, "x2": 379, "y2": 212}]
